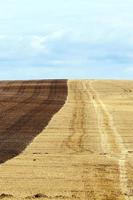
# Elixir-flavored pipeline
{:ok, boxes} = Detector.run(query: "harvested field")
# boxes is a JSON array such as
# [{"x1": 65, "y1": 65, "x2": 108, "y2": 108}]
[{"x1": 0, "y1": 80, "x2": 132, "y2": 200}]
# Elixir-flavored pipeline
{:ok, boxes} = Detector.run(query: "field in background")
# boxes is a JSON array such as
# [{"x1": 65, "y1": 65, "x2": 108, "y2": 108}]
[{"x1": 0, "y1": 80, "x2": 132, "y2": 200}]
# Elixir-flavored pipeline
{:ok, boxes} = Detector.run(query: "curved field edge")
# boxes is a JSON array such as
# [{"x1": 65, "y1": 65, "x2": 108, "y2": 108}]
[
  {"x1": 0, "y1": 80, "x2": 132, "y2": 200},
  {"x1": 0, "y1": 79, "x2": 68, "y2": 164}
]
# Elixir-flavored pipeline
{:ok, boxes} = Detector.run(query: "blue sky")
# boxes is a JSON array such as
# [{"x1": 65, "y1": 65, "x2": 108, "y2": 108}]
[{"x1": 0, "y1": 0, "x2": 133, "y2": 79}]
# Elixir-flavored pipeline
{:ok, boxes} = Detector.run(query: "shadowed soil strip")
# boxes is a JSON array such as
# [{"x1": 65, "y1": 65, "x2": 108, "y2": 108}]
[{"x1": 0, "y1": 79, "x2": 67, "y2": 164}]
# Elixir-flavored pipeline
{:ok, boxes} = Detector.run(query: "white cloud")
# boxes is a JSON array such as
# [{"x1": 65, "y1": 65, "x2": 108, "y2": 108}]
[{"x1": 30, "y1": 29, "x2": 71, "y2": 52}]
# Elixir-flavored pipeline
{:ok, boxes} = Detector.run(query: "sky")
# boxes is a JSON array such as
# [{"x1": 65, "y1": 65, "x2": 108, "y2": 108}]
[{"x1": 0, "y1": 0, "x2": 133, "y2": 80}]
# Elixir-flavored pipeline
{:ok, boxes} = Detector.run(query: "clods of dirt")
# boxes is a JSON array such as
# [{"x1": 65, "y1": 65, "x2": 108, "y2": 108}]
[
  {"x1": 0, "y1": 193, "x2": 13, "y2": 199},
  {"x1": 26, "y1": 193, "x2": 48, "y2": 199}
]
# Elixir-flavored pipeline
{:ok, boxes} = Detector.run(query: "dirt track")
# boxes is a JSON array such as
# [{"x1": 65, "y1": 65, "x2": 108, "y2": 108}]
[{"x1": 0, "y1": 80, "x2": 132, "y2": 200}]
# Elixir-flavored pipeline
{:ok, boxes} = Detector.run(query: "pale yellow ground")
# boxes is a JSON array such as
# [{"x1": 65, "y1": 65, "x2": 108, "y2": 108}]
[{"x1": 0, "y1": 80, "x2": 133, "y2": 200}]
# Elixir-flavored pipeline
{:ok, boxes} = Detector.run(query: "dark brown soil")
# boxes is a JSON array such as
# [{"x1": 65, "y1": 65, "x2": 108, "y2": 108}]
[{"x1": 0, "y1": 80, "x2": 68, "y2": 164}]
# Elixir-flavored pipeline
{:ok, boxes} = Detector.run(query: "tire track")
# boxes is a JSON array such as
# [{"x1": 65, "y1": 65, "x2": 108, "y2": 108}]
[
  {"x1": 83, "y1": 81, "x2": 111, "y2": 154},
  {"x1": 88, "y1": 80, "x2": 132, "y2": 200},
  {"x1": 65, "y1": 81, "x2": 93, "y2": 154},
  {"x1": 64, "y1": 81, "x2": 120, "y2": 199}
]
